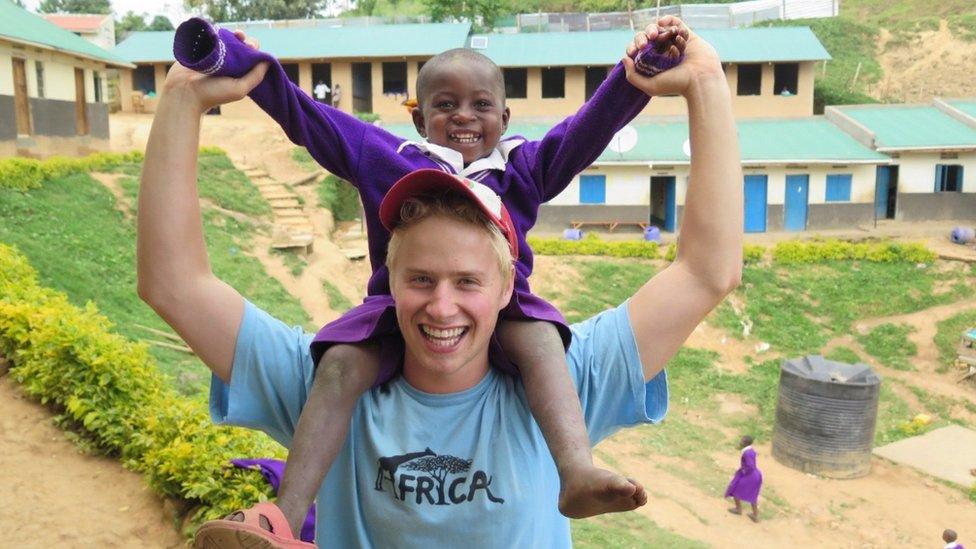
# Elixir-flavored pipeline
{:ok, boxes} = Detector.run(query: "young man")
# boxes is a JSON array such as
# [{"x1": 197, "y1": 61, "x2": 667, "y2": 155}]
[{"x1": 137, "y1": 18, "x2": 742, "y2": 547}]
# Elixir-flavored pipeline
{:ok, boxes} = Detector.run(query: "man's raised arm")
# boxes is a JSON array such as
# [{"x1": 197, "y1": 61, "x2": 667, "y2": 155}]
[
  {"x1": 136, "y1": 62, "x2": 268, "y2": 383},
  {"x1": 621, "y1": 19, "x2": 744, "y2": 382}
]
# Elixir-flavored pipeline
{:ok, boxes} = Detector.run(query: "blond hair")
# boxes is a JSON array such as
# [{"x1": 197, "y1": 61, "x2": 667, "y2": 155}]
[{"x1": 386, "y1": 190, "x2": 514, "y2": 278}]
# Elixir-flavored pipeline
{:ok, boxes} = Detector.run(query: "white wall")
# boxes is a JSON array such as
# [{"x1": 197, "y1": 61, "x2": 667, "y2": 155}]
[
  {"x1": 0, "y1": 50, "x2": 12, "y2": 95},
  {"x1": 550, "y1": 163, "x2": 878, "y2": 207},
  {"x1": 895, "y1": 151, "x2": 976, "y2": 193},
  {"x1": 750, "y1": 164, "x2": 877, "y2": 205},
  {"x1": 1, "y1": 40, "x2": 105, "y2": 103}
]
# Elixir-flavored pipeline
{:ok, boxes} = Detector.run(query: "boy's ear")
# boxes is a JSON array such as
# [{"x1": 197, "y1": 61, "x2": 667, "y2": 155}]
[
  {"x1": 501, "y1": 106, "x2": 510, "y2": 134},
  {"x1": 411, "y1": 106, "x2": 427, "y2": 138}
]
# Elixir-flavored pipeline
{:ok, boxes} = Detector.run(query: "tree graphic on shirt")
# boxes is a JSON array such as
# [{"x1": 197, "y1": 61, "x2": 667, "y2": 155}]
[{"x1": 402, "y1": 454, "x2": 472, "y2": 505}]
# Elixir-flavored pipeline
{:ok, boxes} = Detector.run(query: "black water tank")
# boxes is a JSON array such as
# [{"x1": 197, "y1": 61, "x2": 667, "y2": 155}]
[{"x1": 772, "y1": 355, "x2": 881, "y2": 479}]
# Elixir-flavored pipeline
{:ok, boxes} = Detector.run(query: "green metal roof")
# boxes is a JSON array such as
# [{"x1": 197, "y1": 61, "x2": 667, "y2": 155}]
[
  {"x1": 944, "y1": 99, "x2": 976, "y2": 121},
  {"x1": 382, "y1": 116, "x2": 887, "y2": 165},
  {"x1": 0, "y1": 0, "x2": 133, "y2": 68},
  {"x1": 470, "y1": 27, "x2": 830, "y2": 67},
  {"x1": 114, "y1": 22, "x2": 472, "y2": 63},
  {"x1": 833, "y1": 105, "x2": 976, "y2": 150},
  {"x1": 114, "y1": 23, "x2": 826, "y2": 66}
]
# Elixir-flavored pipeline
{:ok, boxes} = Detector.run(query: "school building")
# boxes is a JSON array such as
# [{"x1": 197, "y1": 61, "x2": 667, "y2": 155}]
[
  {"x1": 826, "y1": 102, "x2": 976, "y2": 223},
  {"x1": 112, "y1": 24, "x2": 827, "y2": 121},
  {"x1": 384, "y1": 117, "x2": 891, "y2": 233},
  {"x1": 0, "y1": 1, "x2": 133, "y2": 157},
  {"x1": 109, "y1": 19, "x2": 974, "y2": 233}
]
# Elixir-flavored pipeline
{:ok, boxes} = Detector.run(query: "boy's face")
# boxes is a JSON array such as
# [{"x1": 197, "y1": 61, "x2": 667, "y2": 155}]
[{"x1": 412, "y1": 61, "x2": 510, "y2": 165}]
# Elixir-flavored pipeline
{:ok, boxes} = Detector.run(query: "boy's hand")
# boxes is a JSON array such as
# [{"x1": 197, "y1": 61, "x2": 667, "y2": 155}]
[
  {"x1": 161, "y1": 29, "x2": 267, "y2": 115},
  {"x1": 623, "y1": 16, "x2": 723, "y2": 98}
]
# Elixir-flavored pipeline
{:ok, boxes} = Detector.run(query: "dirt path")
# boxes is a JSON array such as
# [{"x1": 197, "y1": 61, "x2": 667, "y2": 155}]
[
  {"x1": 0, "y1": 376, "x2": 184, "y2": 548},
  {"x1": 597, "y1": 429, "x2": 976, "y2": 548}
]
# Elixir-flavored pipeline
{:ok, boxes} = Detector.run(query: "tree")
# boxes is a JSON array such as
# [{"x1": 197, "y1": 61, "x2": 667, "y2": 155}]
[
  {"x1": 182, "y1": 0, "x2": 328, "y2": 22},
  {"x1": 115, "y1": 11, "x2": 147, "y2": 42},
  {"x1": 37, "y1": 0, "x2": 111, "y2": 14},
  {"x1": 422, "y1": 0, "x2": 512, "y2": 31},
  {"x1": 147, "y1": 15, "x2": 174, "y2": 30},
  {"x1": 402, "y1": 455, "x2": 472, "y2": 505}
]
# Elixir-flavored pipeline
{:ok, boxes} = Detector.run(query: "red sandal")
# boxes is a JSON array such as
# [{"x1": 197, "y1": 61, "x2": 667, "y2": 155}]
[{"x1": 193, "y1": 502, "x2": 316, "y2": 548}]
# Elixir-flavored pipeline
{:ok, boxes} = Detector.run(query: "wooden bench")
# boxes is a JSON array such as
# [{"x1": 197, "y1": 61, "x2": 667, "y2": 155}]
[{"x1": 570, "y1": 220, "x2": 649, "y2": 232}]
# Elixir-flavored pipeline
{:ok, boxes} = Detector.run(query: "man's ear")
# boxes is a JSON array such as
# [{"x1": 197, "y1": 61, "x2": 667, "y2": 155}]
[
  {"x1": 411, "y1": 106, "x2": 427, "y2": 138},
  {"x1": 498, "y1": 267, "x2": 515, "y2": 312}
]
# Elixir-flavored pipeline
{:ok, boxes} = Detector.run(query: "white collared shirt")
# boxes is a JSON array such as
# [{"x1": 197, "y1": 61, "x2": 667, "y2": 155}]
[{"x1": 397, "y1": 138, "x2": 525, "y2": 180}]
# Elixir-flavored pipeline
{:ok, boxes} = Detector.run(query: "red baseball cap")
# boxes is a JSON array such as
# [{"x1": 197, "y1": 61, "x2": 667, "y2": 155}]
[{"x1": 379, "y1": 169, "x2": 519, "y2": 261}]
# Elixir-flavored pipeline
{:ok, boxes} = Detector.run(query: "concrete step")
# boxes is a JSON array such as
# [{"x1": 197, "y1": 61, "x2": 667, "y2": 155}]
[
  {"x1": 269, "y1": 198, "x2": 301, "y2": 208},
  {"x1": 273, "y1": 207, "x2": 305, "y2": 217},
  {"x1": 254, "y1": 180, "x2": 284, "y2": 189},
  {"x1": 244, "y1": 168, "x2": 269, "y2": 177},
  {"x1": 339, "y1": 247, "x2": 368, "y2": 260},
  {"x1": 263, "y1": 192, "x2": 296, "y2": 200}
]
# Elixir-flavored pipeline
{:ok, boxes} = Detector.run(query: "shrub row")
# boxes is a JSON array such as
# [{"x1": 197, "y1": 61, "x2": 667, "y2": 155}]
[
  {"x1": 530, "y1": 235, "x2": 935, "y2": 266},
  {"x1": 0, "y1": 242, "x2": 281, "y2": 535},
  {"x1": 0, "y1": 148, "x2": 228, "y2": 192},
  {"x1": 527, "y1": 234, "x2": 660, "y2": 259},
  {"x1": 771, "y1": 239, "x2": 936, "y2": 264}
]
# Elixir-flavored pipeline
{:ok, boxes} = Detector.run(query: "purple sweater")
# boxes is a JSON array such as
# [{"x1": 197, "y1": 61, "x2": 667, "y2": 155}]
[{"x1": 175, "y1": 19, "x2": 651, "y2": 358}]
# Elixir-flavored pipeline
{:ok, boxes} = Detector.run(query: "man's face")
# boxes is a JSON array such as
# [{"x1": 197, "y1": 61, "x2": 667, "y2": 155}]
[
  {"x1": 412, "y1": 62, "x2": 510, "y2": 166},
  {"x1": 390, "y1": 214, "x2": 513, "y2": 393}
]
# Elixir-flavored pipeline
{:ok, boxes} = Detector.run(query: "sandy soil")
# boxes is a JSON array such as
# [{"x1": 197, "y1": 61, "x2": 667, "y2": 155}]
[
  {"x1": 0, "y1": 376, "x2": 184, "y2": 548},
  {"x1": 872, "y1": 20, "x2": 976, "y2": 103}
]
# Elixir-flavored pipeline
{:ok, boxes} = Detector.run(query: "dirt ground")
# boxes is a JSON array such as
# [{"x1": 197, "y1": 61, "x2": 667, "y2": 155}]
[
  {"x1": 2, "y1": 104, "x2": 974, "y2": 547},
  {"x1": 0, "y1": 376, "x2": 184, "y2": 548}
]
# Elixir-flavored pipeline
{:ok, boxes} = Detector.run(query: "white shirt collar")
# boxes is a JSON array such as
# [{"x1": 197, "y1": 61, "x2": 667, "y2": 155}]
[
  {"x1": 397, "y1": 138, "x2": 525, "y2": 177},
  {"x1": 945, "y1": 542, "x2": 961, "y2": 549},
  {"x1": 741, "y1": 445, "x2": 753, "y2": 454}
]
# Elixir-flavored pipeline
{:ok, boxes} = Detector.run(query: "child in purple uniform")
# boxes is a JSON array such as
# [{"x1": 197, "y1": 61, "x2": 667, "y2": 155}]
[
  {"x1": 725, "y1": 435, "x2": 763, "y2": 523},
  {"x1": 945, "y1": 529, "x2": 965, "y2": 549},
  {"x1": 174, "y1": 16, "x2": 686, "y2": 542}
]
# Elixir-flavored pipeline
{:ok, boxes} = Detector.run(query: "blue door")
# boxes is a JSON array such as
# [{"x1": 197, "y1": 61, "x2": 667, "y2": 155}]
[
  {"x1": 744, "y1": 175, "x2": 768, "y2": 233},
  {"x1": 784, "y1": 174, "x2": 809, "y2": 231},
  {"x1": 875, "y1": 166, "x2": 889, "y2": 219}
]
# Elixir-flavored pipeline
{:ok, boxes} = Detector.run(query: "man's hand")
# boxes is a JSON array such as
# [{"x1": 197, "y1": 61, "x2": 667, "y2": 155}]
[
  {"x1": 622, "y1": 16, "x2": 723, "y2": 99},
  {"x1": 161, "y1": 30, "x2": 268, "y2": 115}
]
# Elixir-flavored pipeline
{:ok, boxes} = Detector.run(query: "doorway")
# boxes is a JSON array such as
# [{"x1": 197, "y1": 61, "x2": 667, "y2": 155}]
[
  {"x1": 352, "y1": 62, "x2": 372, "y2": 113},
  {"x1": 75, "y1": 68, "x2": 89, "y2": 135},
  {"x1": 12, "y1": 58, "x2": 32, "y2": 136},
  {"x1": 649, "y1": 176, "x2": 676, "y2": 232}
]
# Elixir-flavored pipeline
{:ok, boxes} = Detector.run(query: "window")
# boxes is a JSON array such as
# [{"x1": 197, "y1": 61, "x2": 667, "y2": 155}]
[
  {"x1": 541, "y1": 67, "x2": 565, "y2": 98},
  {"x1": 282, "y1": 63, "x2": 300, "y2": 86},
  {"x1": 382, "y1": 61, "x2": 407, "y2": 95},
  {"x1": 737, "y1": 64, "x2": 761, "y2": 96},
  {"x1": 93, "y1": 71, "x2": 102, "y2": 103},
  {"x1": 774, "y1": 63, "x2": 799, "y2": 96},
  {"x1": 503, "y1": 68, "x2": 527, "y2": 99},
  {"x1": 584, "y1": 66, "x2": 608, "y2": 101},
  {"x1": 579, "y1": 175, "x2": 606, "y2": 204},
  {"x1": 35, "y1": 61, "x2": 44, "y2": 98},
  {"x1": 133, "y1": 65, "x2": 155, "y2": 94},
  {"x1": 935, "y1": 164, "x2": 963, "y2": 192},
  {"x1": 825, "y1": 174, "x2": 852, "y2": 202}
]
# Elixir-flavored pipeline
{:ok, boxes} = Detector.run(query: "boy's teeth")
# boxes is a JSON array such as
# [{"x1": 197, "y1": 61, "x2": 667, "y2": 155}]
[{"x1": 422, "y1": 326, "x2": 465, "y2": 338}]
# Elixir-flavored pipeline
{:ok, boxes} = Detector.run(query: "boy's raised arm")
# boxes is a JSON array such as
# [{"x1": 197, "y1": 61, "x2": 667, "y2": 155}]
[
  {"x1": 172, "y1": 19, "x2": 374, "y2": 184},
  {"x1": 136, "y1": 62, "x2": 269, "y2": 383}
]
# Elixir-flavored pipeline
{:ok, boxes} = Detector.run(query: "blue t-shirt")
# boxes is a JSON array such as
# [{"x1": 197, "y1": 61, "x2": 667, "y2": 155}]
[{"x1": 210, "y1": 301, "x2": 668, "y2": 548}]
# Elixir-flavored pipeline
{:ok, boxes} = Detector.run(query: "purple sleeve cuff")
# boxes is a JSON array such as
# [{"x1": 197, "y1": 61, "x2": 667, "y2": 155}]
[{"x1": 174, "y1": 18, "x2": 274, "y2": 78}]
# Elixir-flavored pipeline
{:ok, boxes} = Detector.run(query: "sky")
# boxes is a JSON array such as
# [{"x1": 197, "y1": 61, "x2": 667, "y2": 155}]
[{"x1": 23, "y1": 0, "x2": 195, "y2": 26}]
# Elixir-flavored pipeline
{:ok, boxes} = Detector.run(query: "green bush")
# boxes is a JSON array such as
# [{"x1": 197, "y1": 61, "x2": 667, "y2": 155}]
[
  {"x1": 317, "y1": 174, "x2": 361, "y2": 222},
  {"x1": 0, "y1": 242, "x2": 282, "y2": 535},
  {"x1": 0, "y1": 151, "x2": 146, "y2": 191},
  {"x1": 772, "y1": 239, "x2": 936, "y2": 264},
  {"x1": 527, "y1": 233, "x2": 659, "y2": 259},
  {"x1": 354, "y1": 111, "x2": 381, "y2": 124}
]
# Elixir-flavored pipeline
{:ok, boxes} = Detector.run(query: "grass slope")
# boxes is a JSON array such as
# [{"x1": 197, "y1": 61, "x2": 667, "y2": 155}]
[{"x1": 0, "y1": 155, "x2": 308, "y2": 398}]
